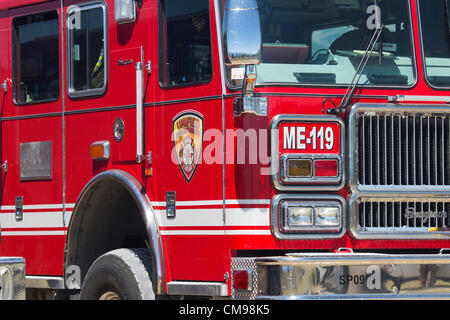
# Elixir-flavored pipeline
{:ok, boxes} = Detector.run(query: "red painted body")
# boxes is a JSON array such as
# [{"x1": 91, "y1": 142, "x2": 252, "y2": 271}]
[{"x1": 0, "y1": 0, "x2": 449, "y2": 296}]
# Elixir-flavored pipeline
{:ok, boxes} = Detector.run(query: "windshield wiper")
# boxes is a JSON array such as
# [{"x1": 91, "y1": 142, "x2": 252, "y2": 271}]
[{"x1": 327, "y1": 3, "x2": 383, "y2": 115}]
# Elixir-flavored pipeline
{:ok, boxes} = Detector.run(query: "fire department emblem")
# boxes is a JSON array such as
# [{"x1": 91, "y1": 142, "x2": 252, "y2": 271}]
[{"x1": 173, "y1": 112, "x2": 204, "y2": 182}]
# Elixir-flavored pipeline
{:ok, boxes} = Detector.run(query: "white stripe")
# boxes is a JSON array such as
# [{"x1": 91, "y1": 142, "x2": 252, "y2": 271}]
[
  {"x1": 156, "y1": 207, "x2": 270, "y2": 228},
  {"x1": 160, "y1": 229, "x2": 271, "y2": 236},
  {"x1": 151, "y1": 199, "x2": 271, "y2": 208},
  {"x1": 1, "y1": 230, "x2": 66, "y2": 236},
  {"x1": 0, "y1": 203, "x2": 76, "y2": 211},
  {"x1": 225, "y1": 208, "x2": 269, "y2": 226},
  {"x1": 225, "y1": 199, "x2": 271, "y2": 205},
  {"x1": 152, "y1": 200, "x2": 223, "y2": 207},
  {"x1": 156, "y1": 209, "x2": 223, "y2": 227},
  {"x1": 160, "y1": 230, "x2": 225, "y2": 235},
  {"x1": 225, "y1": 229, "x2": 272, "y2": 235},
  {"x1": 1, "y1": 212, "x2": 64, "y2": 229}
]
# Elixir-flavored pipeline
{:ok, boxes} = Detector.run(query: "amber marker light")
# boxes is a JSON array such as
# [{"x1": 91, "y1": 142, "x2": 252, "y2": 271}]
[
  {"x1": 287, "y1": 159, "x2": 312, "y2": 177},
  {"x1": 90, "y1": 141, "x2": 110, "y2": 160}
]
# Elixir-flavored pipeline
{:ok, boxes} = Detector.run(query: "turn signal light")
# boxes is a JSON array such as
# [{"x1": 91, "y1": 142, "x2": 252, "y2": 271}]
[
  {"x1": 90, "y1": 141, "x2": 110, "y2": 161},
  {"x1": 287, "y1": 159, "x2": 312, "y2": 177}
]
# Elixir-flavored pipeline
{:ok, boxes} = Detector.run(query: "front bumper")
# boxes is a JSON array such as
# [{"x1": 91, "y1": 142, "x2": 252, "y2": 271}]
[
  {"x1": 231, "y1": 253, "x2": 450, "y2": 299},
  {"x1": 0, "y1": 257, "x2": 25, "y2": 300}
]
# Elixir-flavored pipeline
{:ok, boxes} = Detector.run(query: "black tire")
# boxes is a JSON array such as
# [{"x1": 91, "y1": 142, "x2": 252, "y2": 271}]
[{"x1": 79, "y1": 248, "x2": 155, "y2": 300}]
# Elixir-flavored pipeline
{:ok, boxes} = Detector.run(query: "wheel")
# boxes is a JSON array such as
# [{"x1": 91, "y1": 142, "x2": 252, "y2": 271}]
[{"x1": 79, "y1": 248, "x2": 155, "y2": 300}]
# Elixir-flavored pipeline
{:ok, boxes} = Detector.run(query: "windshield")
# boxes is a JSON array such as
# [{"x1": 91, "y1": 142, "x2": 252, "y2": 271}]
[
  {"x1": 245, "y1": 0, "x2": 416, "y2": 87},
  {"x1": 418, "y1": 0, "x2": 450, "y2": 88}
]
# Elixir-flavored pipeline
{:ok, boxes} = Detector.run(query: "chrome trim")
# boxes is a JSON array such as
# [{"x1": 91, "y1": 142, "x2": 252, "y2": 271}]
[
  {"x1": 280, "y1": 153, "x2": 342, "y2": 185},
  {"x1": 65, "y1": 169, "x2": 164, "y2": 295},
  {"x1": 231, "y1": 258, "x2": 258, "y2": 300},
  {"x1": 166, "y1": 281, "x2": 228, "y2": 297},
  {"x1": 26, "y1": 276, "x2": 64, "y2": 289},
  {"x1": 0, "y1": 257, "x2": 25, "y2": 300},
  {"x1": 270, "y1": 114, "x2": 345, "y2": 192},
  {"x1": 271, "y1": 194, "x2": 346, "y2": 240},
  {"x1": 348, "y1": 192, "x2": 450, "y2": 240},
  {"x1": 233, "y1": 95, "x2": 267, "y2": 117},
  {"x1": 394, "y1": 95, "x2": 450, "y2": 103},
  {"x1": 136, "y1": 56, "x2": 144, "y2": 163},
  {"x1": 250, "y1": 253, "x2": 450, "y2": 299},
  {"x1": 348, "y1": 103, "x2": 450, "y2": 194}
]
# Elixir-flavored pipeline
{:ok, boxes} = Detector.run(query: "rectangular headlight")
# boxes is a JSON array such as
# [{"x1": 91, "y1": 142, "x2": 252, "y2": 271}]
[
  {"x1": 315, "y1": 207, "x2": 340, "y2": 226},
  {"x1": 288, "y1": 207, "x2": 313, "y2": 227}
]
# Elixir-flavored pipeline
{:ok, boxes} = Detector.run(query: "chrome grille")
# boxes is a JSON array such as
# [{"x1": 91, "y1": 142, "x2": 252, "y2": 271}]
[
  {"x1": 358, "y1": 200, "x2": 450, "y2": 229},
  {"x1": 357, "y1": 113, "x2": 450, "y2": 187}
]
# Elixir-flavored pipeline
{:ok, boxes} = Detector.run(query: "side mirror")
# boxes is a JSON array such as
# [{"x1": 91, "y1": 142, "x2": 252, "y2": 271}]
[{"x1": 223, "y1": 0, "x2": 262, "y2": 66}]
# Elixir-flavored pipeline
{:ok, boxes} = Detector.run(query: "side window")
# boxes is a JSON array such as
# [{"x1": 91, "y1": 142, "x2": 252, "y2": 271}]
[
  {"x1": 12, "y1": 11, "x2": 59, "y2": 104},
  {"x1": 67, "y1": 2, "x2": 107, "y2": 97},
  {"x1": 158, "y1": 0, "x2": 212, "y2": 87}
]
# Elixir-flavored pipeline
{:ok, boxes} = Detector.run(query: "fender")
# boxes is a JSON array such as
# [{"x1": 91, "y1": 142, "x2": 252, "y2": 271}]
[{"x1": 64, "y1": 169, "x2": 164, "y2": 295}]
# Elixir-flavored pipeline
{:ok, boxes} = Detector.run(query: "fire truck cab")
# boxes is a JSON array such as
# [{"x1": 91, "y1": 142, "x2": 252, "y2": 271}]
[{"x1": 2, "y1": 0, "x2": 450, "y2": 300}]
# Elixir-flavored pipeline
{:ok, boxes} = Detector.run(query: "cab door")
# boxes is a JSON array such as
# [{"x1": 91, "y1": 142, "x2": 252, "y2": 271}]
[
  {"x1": 0, "y1": 2, "x2": 65, "y2": 276},
  {"x1": 0, "y1": 8, "x2": 7, "y2": 224},
  {"x1": 153, "y1": 0, "x2": 228, "y2": 284}
]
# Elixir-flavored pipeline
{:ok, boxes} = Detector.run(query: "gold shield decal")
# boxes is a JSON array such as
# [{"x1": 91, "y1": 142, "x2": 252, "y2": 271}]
[{"x1": 173, "y1": 112, "x2": 204, "y2": 182}]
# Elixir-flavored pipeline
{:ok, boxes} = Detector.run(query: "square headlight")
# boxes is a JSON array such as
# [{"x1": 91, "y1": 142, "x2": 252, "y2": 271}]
[
  {"x1": 287, "y1": 207, "x2": 313, "y2": 227},
  {"x1": 315, "y1": 207, "x2": 340, "y2": 226}
]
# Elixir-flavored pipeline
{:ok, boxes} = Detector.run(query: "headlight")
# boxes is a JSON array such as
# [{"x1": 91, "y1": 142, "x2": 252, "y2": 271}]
[
  {"x1": 287, "y1": 207, "x2": 313, "y2": 227},
  {"x1": 272, "y1": 195, "x2": 345, "y2": 239},
  {"x1": 315, "y1": 207, "x2": 340, "y2": 226}
]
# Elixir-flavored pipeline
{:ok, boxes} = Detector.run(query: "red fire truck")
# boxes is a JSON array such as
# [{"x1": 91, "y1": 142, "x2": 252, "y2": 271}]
[{"x1": 2, "y1": 0, "x2": 450, "y2": 300}]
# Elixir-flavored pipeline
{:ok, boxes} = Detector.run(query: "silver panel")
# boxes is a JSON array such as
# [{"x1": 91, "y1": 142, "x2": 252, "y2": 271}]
[
  {"x1": 231, "y1": 258, "x2": 258, "y2": 300},
  {"x1": 26, "y1": 276, "x2": 64, "y2": 289},
  {"x1": 20, "y1": 141, "x2": 52, "y2": 181},
  {"x1": 0, "y1": 257, "x2": 25, "y2": 300},
  {"x1": 240, "y1": 253, "x2": 450, "y2": 299},
  {"x1": 166, "y1": 281, "x2": 228, "y2": 297}
]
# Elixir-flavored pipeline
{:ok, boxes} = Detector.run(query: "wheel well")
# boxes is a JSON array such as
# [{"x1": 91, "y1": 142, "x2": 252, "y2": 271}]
[{"x1": 65, "y1": 176, "x2": 150, "y2": 286}]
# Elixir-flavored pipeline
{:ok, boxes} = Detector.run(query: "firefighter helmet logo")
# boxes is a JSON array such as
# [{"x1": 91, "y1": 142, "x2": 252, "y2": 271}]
[{"x1": 173, "y1": 112, "x2": 204, "y2": 182}]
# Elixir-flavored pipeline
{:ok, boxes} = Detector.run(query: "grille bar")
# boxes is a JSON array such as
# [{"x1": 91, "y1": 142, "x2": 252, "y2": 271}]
[
  {"x1": 357, "y1": 114, "x2": 450, "y2": 187},
  {"x1": 358, "y1": 200, "x2": 450, "y2": 230}
]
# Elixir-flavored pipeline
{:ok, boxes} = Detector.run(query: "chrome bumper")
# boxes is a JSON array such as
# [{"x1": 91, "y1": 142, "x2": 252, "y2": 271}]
[
  {"x1": 0, "y1": 257, "x2": 26, "y2": 300},
  {"x1": 231, "y1": 253, "x2": 450, "y2": 299}
]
